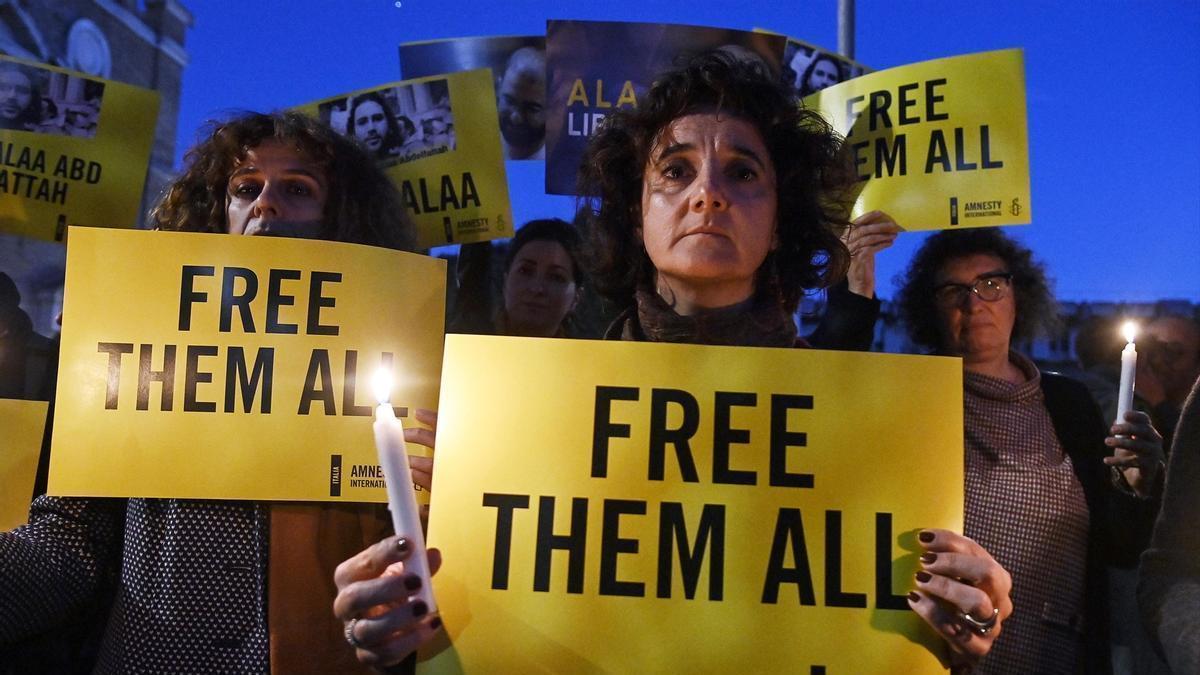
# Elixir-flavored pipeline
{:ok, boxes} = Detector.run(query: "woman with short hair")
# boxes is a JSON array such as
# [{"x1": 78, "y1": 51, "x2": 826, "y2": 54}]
[{"x1": 896, "y1": 227, "x2": 1164, "y2": 674}]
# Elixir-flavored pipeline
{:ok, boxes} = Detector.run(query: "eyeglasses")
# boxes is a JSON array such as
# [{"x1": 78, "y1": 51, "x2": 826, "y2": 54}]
[{"x1": 934, "y1": 273, "x2": 1013, "y2": 307}]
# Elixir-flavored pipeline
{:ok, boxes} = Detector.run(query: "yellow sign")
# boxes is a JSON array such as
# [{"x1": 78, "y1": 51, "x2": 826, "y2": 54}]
[
  {"x1": 294, "y1": 69, "x2": 513, "y2": 250},
  {"x1": 0, "y1": 398, "x2": 48, "y2": 530},
  {"x1": 49, "y1": 227, "x2": 445, "y2": 502},
  {"x1": 805, "y1": 49, "x2": 1030, "y2": 230},
  {"x1": 422, "y1": 335, "x2": 963, "y2": 673},
  {"x1": 0, "y1": 54, "x2": 159, "y2": 242}
]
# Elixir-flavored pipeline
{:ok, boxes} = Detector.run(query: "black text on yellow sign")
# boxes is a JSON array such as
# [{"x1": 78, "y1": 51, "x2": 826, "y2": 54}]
[
  {"x1": 424, "y1": 335, "x2": 963, "y2": 674},
  {"x1": 95, "y1": 266, "x2": 404, "y2": 418},
  {"x1": 842, "y1": 78, "x2": 1005, "y2": 180},
  {"x1": 293, "y1": 68, "x2": 514, "y2": 249},
  {"x1": 50, "y1": 228, "x2": 445, "y2": 501},
  {"x1": 0, "y1": 54, "x2": 159, "y2": 242},
  {"x1": 804, "y1": 49, "x2": 1030, "y2": 230},
  {"x1": 482, "y1": 387, "x2": 913, "y2": 613}
]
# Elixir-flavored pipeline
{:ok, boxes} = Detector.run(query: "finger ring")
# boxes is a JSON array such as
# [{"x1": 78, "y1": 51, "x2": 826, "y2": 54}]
[
  {"x1": 344, "y1": 617, "x2": 365, "y2": 648},
  {"x1": 959, "y1": 607, "x2": 999, "y2": 636}
]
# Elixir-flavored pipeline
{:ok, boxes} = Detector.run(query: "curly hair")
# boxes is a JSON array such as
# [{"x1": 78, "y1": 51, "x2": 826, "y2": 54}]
[
  {"x1": 578, "y1": 50, "x2": 853, "y2": 314},
  {"x1": 895, "y1": 227, "x2": 1059, "y2": 349},
  {"x1": 346, "y1": 92, "x2": 405, "y2": 157},
  {"x1": 150, "y1": 111, "x2": 415, "y2": 250}
]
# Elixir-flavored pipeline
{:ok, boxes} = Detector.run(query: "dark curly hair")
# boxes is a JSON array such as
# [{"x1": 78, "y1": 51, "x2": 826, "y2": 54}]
[
  {"x1": 895, "y1": 227, "x2": 1059, "y2": 349},
  {"x1": 578, "y1": 50, "x2": 853, "y2": 315},
  {"x1": 150, "y1": 111, "x2": 415, "y2": 250}
]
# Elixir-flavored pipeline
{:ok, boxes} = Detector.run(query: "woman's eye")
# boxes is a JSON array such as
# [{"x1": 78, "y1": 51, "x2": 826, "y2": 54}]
[
  {"x1": 286, "y1": 181, "x2": 313, "y2": 196},
  {"x1": 730, "y1": 164, "x2": 758, "y2": 181},
  {"x1": 231, "y1": 181, "x2": 261, "y2": 197},
  {"x1": 661, "y1": 163, "x2": 689, "y2": 180}
]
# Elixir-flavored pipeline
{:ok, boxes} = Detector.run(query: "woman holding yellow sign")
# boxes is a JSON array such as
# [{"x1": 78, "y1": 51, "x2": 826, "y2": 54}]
[
  {"x1": 332, "y1": 52, "x2": 1011, "y2": 670},
  {"x1": 0, "y1": 111, "x2": 413, "y2": 673}
]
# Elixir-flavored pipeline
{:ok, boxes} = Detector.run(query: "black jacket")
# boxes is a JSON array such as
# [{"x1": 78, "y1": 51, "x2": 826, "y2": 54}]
[{"x1": 1040, "y1": 372, "x2": 1161, "y2": 675}]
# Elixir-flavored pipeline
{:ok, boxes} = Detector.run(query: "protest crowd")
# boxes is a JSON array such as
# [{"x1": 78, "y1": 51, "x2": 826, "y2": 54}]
[{"x1": 0, "y1": 12, "x2": 1198, "y2": 675}]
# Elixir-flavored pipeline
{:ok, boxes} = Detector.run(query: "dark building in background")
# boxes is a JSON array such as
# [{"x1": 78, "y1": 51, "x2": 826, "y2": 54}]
[{"x1": 0, "y1": 0, "x2": 192, "y2": 335}]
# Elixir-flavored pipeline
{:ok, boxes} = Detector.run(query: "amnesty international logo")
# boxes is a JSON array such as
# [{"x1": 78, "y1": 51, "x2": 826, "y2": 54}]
[{"x1": 1010, "y1": 198, "x2": 1022, "y2": 217}]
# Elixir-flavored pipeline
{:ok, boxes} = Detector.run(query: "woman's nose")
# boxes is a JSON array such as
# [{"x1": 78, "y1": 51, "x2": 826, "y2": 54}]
[
  {"x1": 251, "y1": 184, "x2": 282, "y2": 222},
  {"x1": 690, "y1": 165, "x2": 728, "y2": 213}
]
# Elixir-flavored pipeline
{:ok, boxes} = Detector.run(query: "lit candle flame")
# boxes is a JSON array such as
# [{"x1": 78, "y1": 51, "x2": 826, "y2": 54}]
[
  {"x1": 371, "y1": 367, "x2": 392, "y2": 405},
  {"x1": 1122, "y1": 321, "x2": 1138, "y2": 344}
]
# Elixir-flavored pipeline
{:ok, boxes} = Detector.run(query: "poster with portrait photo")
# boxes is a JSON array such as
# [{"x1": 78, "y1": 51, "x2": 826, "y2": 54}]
[
  {"x1": 317, "y1": 79, "x2": 456, "y2": 169},
  {"x1": 400, "y1": 35, "x2": 546, "y2": 161},
  {"x1": 544, "y1": 20, "x2": 786, "y2": 196},
  {"x1": 780, "y1": 37, "x2": 871, "y2": 99},
  {"x1": 296, "y1": 69, "x2": 514, "y2": 249},
  {"x1": 0, "y1": 54, "x2": 159, "y2": 243},
  {"x1": 0, "y1": 61, "x2": 107, "y2": 139}
]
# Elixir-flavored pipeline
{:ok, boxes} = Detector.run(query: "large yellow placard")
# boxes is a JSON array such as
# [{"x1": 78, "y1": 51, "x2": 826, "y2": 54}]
[
  {"x1": 805, "y1": 49, "x2": 1031, "y2": 230},
  {"x1": 294, "y1": 69, "x2": 513, "y2": 250},
  {"x1": 0, "y1": 54, "x2": 159, "y2": 242},
  {"x1": 422, "y1": 335, "x2": 963, "y2": 673},
  {"x1": 0, "y1": 398, "x2": 48, "y2": 530},
  {"x1": 48, "y1": 227, "x2": 445, "y2": 501}
]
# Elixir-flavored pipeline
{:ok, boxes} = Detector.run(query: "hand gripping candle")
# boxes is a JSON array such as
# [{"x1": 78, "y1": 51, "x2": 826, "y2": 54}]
[
  {"x1": 371, "y1": 368, "x2": 437, "y2": 613},
  {"x1": 1115, "y1": 321, "x2": 1138, "y2": 426}
]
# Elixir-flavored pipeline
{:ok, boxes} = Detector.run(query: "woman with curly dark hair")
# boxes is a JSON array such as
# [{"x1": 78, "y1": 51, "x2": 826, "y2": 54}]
[
  {"x1": 153, "y1": 110, "x2": 413, "y2": 249},
  {"x1": 895, "y1": 227, "x2": 1165, "y2": 674},
  {"x1": 581, "y1": 51, "x2": 898, "y2": 349},
  {"x1": 332, "y1": 51, "x2": 1008, "y2": 671},
  {"x1": 1, "y1": 111, "x2": 415, "y2": 674}
]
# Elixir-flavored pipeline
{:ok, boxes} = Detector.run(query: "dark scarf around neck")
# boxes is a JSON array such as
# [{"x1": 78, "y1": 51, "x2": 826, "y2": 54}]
[{"x1": 606, "y1": 287, "x2": 799, "y2": 347}]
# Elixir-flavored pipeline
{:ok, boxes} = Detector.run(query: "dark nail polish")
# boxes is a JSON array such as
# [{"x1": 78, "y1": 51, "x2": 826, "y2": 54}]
[
  {"x1": 396, "y1": 538, "x2": 411, "y2": 555},
  {"x1": 918, "y1": 531, "x2": 935, "y2": 543},
  {"x1": 412, "y1": 600, "x2": 428, "y2": 618},
  {"x1": 404, "y1": 574, "x2": 422, "y2": 591},
  {"x1": 430, "y1": 617, "x2": 443, "y2": 630},
  {"x1": 907, "y1": 591, "x2": 920, "y2": 603},
  {"x1": 915, "y1": 571, "x2": 932, "y2": 583},
  {"x1": 920, "y1": 552, "x2": 937, "y2": 564}
]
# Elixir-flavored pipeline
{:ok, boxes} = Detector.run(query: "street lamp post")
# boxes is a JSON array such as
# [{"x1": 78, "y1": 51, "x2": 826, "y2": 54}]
[{"x1": 838, "y1": 0, "x2": 855, "y2": 59}]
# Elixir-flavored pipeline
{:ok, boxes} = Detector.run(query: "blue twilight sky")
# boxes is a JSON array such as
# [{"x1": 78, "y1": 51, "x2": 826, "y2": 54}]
[{"x1": 176, "y1": 1, "x2": 1200, "y2": 302}]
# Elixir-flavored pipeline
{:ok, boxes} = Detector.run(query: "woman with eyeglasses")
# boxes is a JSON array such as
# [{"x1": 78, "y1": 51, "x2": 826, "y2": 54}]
[{"x1": 896, "y1": 227, "x2": 1164, "y2": 674}]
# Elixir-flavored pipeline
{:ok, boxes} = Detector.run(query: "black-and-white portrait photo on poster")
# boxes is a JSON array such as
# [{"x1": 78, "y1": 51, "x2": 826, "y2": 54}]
[
  {"x1": 319, "y1": 79, "x2": 455, "y2": 167},
  {"x1": 400, "y1": 36, "x2": 545, "y2": 160},
  {"x1": 0, "y1": 59, "x2": 106, "y2": 139},
  {"x1": 783, "y1": 39, "x2": 869, "y2": 98}
]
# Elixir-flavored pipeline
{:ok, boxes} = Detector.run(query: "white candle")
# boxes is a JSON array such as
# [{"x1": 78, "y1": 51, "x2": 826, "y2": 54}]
[
  {"x1": 371, "y1": 368, "x2": 437, "y2": 613},
  {"x1": 1115, "y1": 321, "x2": 1138, "y2": 426}
]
